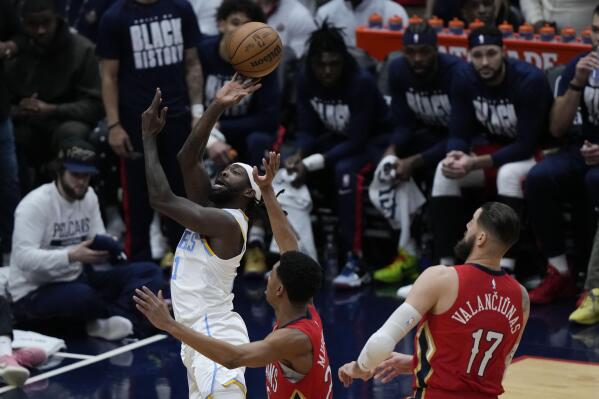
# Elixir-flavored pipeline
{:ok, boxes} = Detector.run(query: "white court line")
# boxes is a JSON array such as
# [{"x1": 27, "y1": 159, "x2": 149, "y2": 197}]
[
  {"x1": 0, "y1": 334, "x2": 167, "y2": 395},
  {"x1": 53, "y1": 352, "x2": 95, "y2": 360}
]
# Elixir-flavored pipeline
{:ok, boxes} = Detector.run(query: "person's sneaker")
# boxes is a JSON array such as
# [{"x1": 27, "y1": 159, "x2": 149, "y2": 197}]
[
  {"x1": 0, "y1": 354, "x2": 29, "y2": 386},
  {"x1": 528, "y1": 266, "x2": 577, "y2": 304},
  {"x1": 373, "y1": 249, "x2": 418, "y2": 284},
  {"x1": 396, "y1": 284, "x2": 413, "y2": 299},
  {"x1": 86, "y1": 316, "x2": 133, "y2": 341},
  {"x1": 243, "y1": 247, "x2": 267, "y2": 276},
  {"x1": 13, "y1": 347, "x2": 47, "y2": 369},
  {"x1": 332, "y1": 253, "x2": 370, "y2": 289},
  {"x1": 569, "y1": 288, "x2": 599, "y2": 325}
]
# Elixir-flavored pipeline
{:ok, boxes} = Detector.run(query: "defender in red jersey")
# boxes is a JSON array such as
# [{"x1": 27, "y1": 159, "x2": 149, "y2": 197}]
[
  {"x1": 339, "y1": 202, "x2": 530, "y2": 399},
  {"x1": 135, "y1": 153, "x2": 332, "y2": 398}
]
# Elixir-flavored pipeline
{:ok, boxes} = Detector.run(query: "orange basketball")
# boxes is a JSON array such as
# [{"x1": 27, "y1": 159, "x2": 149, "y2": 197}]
[{"x1": 227, "y1": 22, "x2": 283, "y2": 78}]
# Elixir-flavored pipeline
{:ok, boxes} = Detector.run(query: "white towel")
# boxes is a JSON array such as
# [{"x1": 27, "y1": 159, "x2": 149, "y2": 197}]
[
  {"x1": 368, "y1": 155, "x2": 426, "y2": 249},
  {"x1": 12, "y1": 329, "x2": 66, "y2": 357},
  {"x1": 269, "y1": 169, "x2": 318, "y2": 260}
]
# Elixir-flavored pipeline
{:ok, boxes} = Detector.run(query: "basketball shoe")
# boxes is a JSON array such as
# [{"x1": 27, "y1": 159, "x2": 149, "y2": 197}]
[
  {"x1": 528, "y1": 265, "x2": 577, "y2": 304},
  {"x1": 0, "y1": 347, "x2": 46, "y2": 387},
  {"x1": 569, "y1": 288, "x2": 599, "y2": 325},
  {"x1": 332, "y1": 253, "x2": 371, "y2": 289},
  {"x1": 243, "y1": 246, "x2": 267, "y2": 276},
  {"x1": 373, "y1": 248, "x2": 418, "y2": 284}
]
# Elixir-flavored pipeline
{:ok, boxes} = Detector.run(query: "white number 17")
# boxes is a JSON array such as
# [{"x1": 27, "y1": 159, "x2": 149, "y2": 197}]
[{"x1": 466, "y1": 329, "x2": 504, "y2": 377}]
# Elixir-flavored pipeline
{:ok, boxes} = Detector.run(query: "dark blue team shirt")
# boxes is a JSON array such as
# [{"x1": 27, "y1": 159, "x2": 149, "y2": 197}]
[
  {"x1": 97, "y1": 0, "x2": 200, "y2": 115},
  {"x1": 197, "y1": 35, "x2": 280, "y2": 135},
  {"x1": 447, "y1": 58, "x2": 552, "y2": 167},
  {"x1": 558, "y1": 52, "x2": 599, "y2": 144},
  {"x1": 388, "y1": 53, "x2": 467, "y2": 166},
  {"x1": 295, "y1": 68, "x2": 392, "y2": 164}
]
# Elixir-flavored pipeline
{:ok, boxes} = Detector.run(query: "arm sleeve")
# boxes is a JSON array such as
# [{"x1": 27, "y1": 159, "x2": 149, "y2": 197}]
[
  {"x1": 446, "y1": 70, "x2": 474, "y2": 153},
  {"x1": 293, "y1": 76, "x2": 322, "y2": 154},
  {"x1": 181, "y1": 1, "x2": 202, "y2": 49},
  {"x1": 96, "y1": 11, "x2": 121, "y2": 59},
  {"x1": 519, "y1": 0, "x2": 544, "y2": 24},
  {"x1": 55, "y1": 44, "x2": 104, "y2": 124},
  {"x1": 11, "y1": 202, "x2": 78, "y2": 282},
  {"x1": 491, "y1": 77, "x2": 551, "y2": 166},
  {"x1": 218, "y1": 74, "x2": 281, "y2": 135},
  {"x1": 324, "y1": 78, "x2": 376, "y2": 163}
]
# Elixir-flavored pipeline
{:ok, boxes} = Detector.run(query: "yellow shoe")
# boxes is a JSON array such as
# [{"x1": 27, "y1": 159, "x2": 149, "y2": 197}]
[
  {"x1": 569, "y1": 288, "x2": 599, "y2": 325},
  {"x1": 244, "y1": 247, "x2": 267, "y2": 276},
  {"x1": 160, "y1": 251, "x2": 174, "y2": 268},
  {"x1": 373, "y1": 248, "x2": 418, "y2": 284}
]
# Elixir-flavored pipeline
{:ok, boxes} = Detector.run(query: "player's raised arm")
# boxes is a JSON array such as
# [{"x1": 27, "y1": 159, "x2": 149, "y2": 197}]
[
  {"x1": 177, "y1": 75, "x2": 261, "y2": 205},
  {"x1": 253, "y1": 151, "x2": 300, "y2": 253},
  {"x1": 134, "y1": 287, "x2": 310, "y2": 369}
]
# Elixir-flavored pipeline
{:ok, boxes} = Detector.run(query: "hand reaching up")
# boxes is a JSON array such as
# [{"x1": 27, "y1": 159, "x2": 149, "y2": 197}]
[{"x1": 252, "y1": 151, "x2": 280, "y2": 191}]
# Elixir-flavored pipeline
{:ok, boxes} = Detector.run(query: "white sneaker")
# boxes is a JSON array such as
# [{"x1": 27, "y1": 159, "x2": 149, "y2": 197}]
[
  {"x1": 150, "y1": 213, "x2": 168, "y2": 260},
  {"x1": 396, "y1": 284, "x2": 413, "y2": 299},
  {"x1": 87, "y1": 316, "x2": 133, "y2": 341}
]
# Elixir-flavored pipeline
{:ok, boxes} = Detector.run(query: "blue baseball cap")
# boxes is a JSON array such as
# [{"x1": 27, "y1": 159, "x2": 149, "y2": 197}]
[{"x1": 57, "y1": 139, "x2": 99, "y2": 175}]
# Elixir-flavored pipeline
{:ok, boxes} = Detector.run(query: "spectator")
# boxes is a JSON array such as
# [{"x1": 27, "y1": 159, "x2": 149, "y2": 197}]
[
  {"x1": 525, "y1": 6, "x2": 599, "y2": 305},
  {"x1": 520, "y1": 0, "x2": 597, "y2": 33},
  {"x1": 315, "y1": 0, "x2": 409, "y2": 48},
  {"x1": 54, "y1": 0, "x2": 115, "y2": 42},
  {"x1": 8, "y1": 140, "x2": 163, "y2": 340},
  {"x1": 199, "y1": 0, "x2": 281, "y2": 168},
  {"x1": 0, "y1": 296, "x2": 47, "y2": 387},
  {"x1": 255, "y1": 0, "x2": 317, "y2": 58},
  {"x1": 286, "y1": 22, "x2": 392, "y2": 289},
  {"x1": 570, "y1": 221, "x2": 599, "y2": 325},
  {"x1": 0, "y1": 0, "x2": 23, "y2": 265},
  {"x1": 371, "y1": 23, "x2": 467, "y2": 289},
  {"x1": 428, "y1": 0, "x2": 521, "y2": 28},
  {"x1": 97, "y1": 0, "x2": 204, "y2": 261},
  {"x1": 7, "y1": 0, "x2": 104, "y2": 194},
  {"x1": 189, "y1": 0, "x2": 222, "y2": 36},
  {"x1": 429, "y1": 26, "x2": 552, "y2": 272}
]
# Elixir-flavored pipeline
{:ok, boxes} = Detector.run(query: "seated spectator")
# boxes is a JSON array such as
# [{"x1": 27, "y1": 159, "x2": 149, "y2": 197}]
[
  {"x1": 256, "y1": 0, "x2": 317, "y2": 58},
  {"x1": 525, "y1": 6, "x2": 599, "y2": 304},
  {"x1": 190, "y1": 0, "x2": 222, "y2": 36},
  {"x1": 429, "y1": 26, "x2": 551, "y2": 272},
  {"x1": 6, "y1": 0, "x2": 104, "y2": 194},
  {"x1": 428, "y1": 0, "x2": 521, "y2": 28},
  {"x1": 0, "y1": 0, "x2": 24, "y2": 265},
  {"x1": 8, "y1": 140, "x2": 163, "y2": 340},
  {"x1": 570, "y1": 220, "x2": 599, "y2": 325},
  {"x1": 285, "y1": 22, "x2": 392, "y2": 289},
  {"x1": 371, "y1": 23, "x2": 467, "y2": 289},
  {"x1": 520, "y1": 0, "x2": 597, "y2": 33},
  {"x1": 0, "y1": 296, "x2": 47, "y2": 387},
  {"x1": 199, "y1": 0, "x2": 281, "y2": 168},
  {"x1": 54, "y1": 0, "x2": 114, "y2": 42},
  {"x1": 316, "y1": 0, "x2": 409, "y2": 48}
]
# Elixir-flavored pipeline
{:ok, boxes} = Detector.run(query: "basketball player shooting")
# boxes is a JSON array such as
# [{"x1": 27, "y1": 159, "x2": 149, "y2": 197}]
[
  {"x1": 135, "y1": 151, "x2": 333, "y2": 398},
  {"x1": 339, "y1": 202, "x2": 530, "y2": 399},
  {"x1": 139, "y1": 76, "x2": 264, "y2": 399}
]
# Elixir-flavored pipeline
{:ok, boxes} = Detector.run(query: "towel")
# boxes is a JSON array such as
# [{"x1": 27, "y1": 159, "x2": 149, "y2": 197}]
[{"x1": 12, "y1": 330, "x2": 66, "y2": 357}]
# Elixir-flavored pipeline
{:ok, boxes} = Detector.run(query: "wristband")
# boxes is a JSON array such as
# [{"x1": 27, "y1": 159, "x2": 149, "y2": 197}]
[
  {"x1": 107, "y1": 121, "x2": 120, "y2": 131},
  {"x1": 568, "y1": 82, "x2": 584, "y2": 92},
  {"x1": 302, "y1": 153, "x2": 325, "y2": 172},
  {"x1": 191, "y1": 104, "x2": 205, "y2": 118}
]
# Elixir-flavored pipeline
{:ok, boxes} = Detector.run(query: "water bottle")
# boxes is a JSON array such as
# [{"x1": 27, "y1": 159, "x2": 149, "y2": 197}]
[
  {"x1": 589, "y1": 49, "x2": 599, "y2": 87},
  {"x1": 323, "y1": 234, "x2": 338, "y2": 282}
]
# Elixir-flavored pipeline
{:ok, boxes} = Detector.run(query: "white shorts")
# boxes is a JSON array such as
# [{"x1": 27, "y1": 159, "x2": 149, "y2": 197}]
[{"x1": 181, "y1": 311, "x2": 249, "y2": 399}]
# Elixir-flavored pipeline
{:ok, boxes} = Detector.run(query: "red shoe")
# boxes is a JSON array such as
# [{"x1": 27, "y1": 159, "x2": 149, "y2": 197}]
[
  {"x1": 576, "y1": 289, "x2": 589, "y2": 308},
  {"x1": 13, "y1": 347, "x2": 47, "y2": 369},
  {"x1": 0, "y1": 354, "x2": 29, "y2": 386},
  {"x1": 528, "y1": 266, "x2": 577, "y2": 304}
]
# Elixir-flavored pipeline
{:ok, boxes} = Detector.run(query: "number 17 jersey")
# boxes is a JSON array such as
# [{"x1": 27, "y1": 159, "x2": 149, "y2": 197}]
[{"x1": 410, "y1": 264, "x2": 524, "y2": 399}]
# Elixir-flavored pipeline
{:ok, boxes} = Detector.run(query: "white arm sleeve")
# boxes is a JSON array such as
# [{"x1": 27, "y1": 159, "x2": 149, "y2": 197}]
[{"x1": 357, "y1": 302, "x2": 422, "y2": 371}]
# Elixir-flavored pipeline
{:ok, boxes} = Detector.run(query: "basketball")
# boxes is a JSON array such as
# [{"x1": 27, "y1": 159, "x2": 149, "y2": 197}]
[{"x1": 227, "y1": 22, "x2": 283, "y2": 78}]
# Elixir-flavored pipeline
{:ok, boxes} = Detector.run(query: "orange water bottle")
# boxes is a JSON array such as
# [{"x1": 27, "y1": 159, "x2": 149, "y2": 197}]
[
  {"x1": 560, "y1": 27, "x2": 576, "y2": 43},
  {"x1": 388, "y1": 15, "x2": 403, "y2": 31},
  {"x1": 368, "y1": 12, "x2": 383, "y2": 29},
  {"x1": 539, "y1": 24, "x2": 556, "y2": 41},
  {"x1": 518, "y1": 22, "x2": 534, "y2": 40},
  {"x1": 468, "y1": 19, "x2": 485, "y2": 31},
  {"x1": 498, "y1": 21, "x2": 513, "y2": 38},
  {"x1": 582, "y1": 26, "x2": 592, "y2": 44},
  {"x1": 428, "y1": 15, "x2": 444, "y2": 33},
  {"x1": 448, "y1": 17, "x2": 464, "y2": 35}
]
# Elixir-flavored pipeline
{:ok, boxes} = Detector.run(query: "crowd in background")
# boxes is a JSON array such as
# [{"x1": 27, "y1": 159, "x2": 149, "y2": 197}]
[{"x1": 0, "y1": 0, "x2": 599, "y2": 380}]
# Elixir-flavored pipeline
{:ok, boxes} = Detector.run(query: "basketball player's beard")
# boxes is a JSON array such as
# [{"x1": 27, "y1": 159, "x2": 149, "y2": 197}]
[
  {"x1": 208, "y1": 185, "x2": 243, "y2": 205},
  {"x1": 454, "y1": 235, "x2": 475, "y2": 263}
]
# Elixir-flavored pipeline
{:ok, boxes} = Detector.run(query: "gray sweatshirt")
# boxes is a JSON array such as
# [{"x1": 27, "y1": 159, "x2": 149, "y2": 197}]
[{"x1": 9, "y1": 182, "x2": 105, "y2": 302}]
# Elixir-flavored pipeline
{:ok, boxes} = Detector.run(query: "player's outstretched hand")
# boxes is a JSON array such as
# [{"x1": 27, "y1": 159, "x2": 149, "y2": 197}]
[
  {"x1": 141, "y1": 88, "x2": 168, "y2": 138},
  {"x1": 133, "y1": 286, "x2": 174, "y2": 332},
  {"x1": 215, "y1": 73, "x2": 262, "y2": 108},
  {"x1": 253, "y1": 151, "x2": 280, "y2": 191},
  {"x1": 373, "y1": 352, "x2": 413, "y2": 383},
  {"x1": 338, "y1": 361, "x2": 373, "y2": 388}
]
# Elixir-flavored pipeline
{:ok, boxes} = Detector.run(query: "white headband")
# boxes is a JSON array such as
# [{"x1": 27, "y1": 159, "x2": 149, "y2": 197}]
[{"x1": 233, "y1": 162, "x2": 262, "y2": 201}]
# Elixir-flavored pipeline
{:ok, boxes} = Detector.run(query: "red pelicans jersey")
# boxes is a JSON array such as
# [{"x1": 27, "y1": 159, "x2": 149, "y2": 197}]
[
  {"x1": 265, "y1": 305, "x2": 333, "y2": 399},
  {"x1": 410, "y1": 264, "x2": 524, "y2": 399}
]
